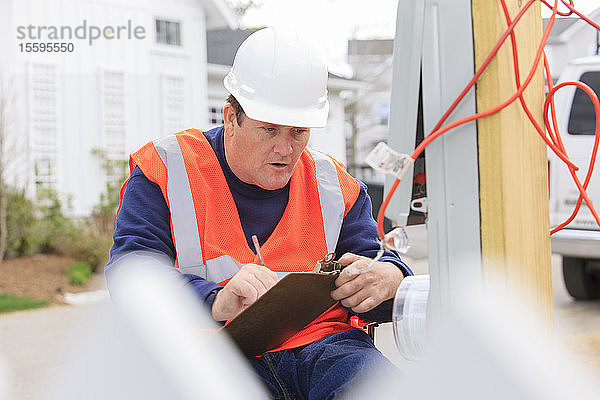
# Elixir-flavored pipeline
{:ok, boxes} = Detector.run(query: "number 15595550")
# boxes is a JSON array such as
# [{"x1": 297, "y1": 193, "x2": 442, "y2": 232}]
[{"x1": 19, "y1": 42, "x2": 74, "y2": 52}]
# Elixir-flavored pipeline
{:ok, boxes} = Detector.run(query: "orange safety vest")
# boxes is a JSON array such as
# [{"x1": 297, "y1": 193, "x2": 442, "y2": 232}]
[{"x1": 124, "y1": 129, "x2": 362, "y2": 352}]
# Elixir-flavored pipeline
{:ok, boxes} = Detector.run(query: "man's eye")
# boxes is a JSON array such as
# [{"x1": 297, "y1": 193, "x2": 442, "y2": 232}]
[{"x1": 263, "y1": 127, "x2": 276, "y2": 133}]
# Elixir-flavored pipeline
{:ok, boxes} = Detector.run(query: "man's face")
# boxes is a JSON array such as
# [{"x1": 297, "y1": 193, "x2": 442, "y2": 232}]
[{"x1": 223, "y1": 104, "x2": 311, "y2": 190}]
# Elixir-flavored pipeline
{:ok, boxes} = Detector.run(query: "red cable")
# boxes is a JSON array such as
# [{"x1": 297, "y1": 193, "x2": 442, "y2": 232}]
[
  {"x1": 556, "y1": 0, "x2": 600, "y2": 31},
  {"x1": 540, "y1": 0, "x2": 574, "y2": 17},
  {"x1": 376, "y1": 0, "x2": 600, "y2": 240},
  {"x1": 379, "y1": 0, "x2": 557, "y2": 239},
  {"x1": 543, "y1": 53, "x2": 564, "y2": 150},
  {"x1": 411, "y1": 0, "x2": 573, "y2": 166},
  {"x1": 501, "y1": 0, "x2": 554, "y2": 154},
  {"x1": 496, "y1": 0, "x2": 600, "y2": 233},
  {"x1": 545, "y1": 82, "x2": 600, "y2": 233},
  {"x1": 378, "y1": 0, "x2": 541, "y2": 239},
  {"x1": 499, "y1": 0, "x2": 600, "y2": 233}
]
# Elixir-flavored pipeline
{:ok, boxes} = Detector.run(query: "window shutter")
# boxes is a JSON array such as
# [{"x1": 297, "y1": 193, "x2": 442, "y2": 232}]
[
  {"x1": 161, "y1": 74, "x2": 186, "y2": 135},
  {"x1": 28, "y1": 63, "x2": 58, "y2": 186}
]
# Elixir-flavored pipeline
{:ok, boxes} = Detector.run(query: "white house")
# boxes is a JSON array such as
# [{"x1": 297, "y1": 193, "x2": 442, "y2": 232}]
[
  {"x1": 543, "y1": 8, "x2": 600, "y2": 81},
  {"x1": 0, "y1": 0, "x2": 235, "y2": 216},
  {"x1": 205, "y1": 28, "x2": 365, "y2": 165}
]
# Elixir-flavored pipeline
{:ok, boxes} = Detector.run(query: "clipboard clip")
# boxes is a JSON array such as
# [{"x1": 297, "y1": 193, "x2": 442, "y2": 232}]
[{"x1": 313, "y1": 253, "x2": 341, "y2": 274}]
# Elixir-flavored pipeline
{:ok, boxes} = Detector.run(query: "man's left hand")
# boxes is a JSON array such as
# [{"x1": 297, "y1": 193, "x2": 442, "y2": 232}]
[{"x1": 330, "y1": 253, "x2": 404, "y2": 313}]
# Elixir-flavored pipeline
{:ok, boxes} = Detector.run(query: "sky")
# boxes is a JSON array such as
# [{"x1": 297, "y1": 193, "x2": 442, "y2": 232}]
[
  {"x1": 235, "y1": 0, "x2": 402, "y2": 76},
  {"x1": 229, "y1": 0, "x2": 600, "y2": 76}
]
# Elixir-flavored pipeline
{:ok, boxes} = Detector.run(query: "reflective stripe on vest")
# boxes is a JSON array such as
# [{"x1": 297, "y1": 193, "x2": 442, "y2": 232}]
[
  {"x1": 307, "y1": 148, "x2": 345, "y2": 255},
  {"x1": 205, "y1": 255, "x2": 240, "y2": 283},
  {"x1": 153, "y1": 136, "x2": 345, "y2": 282},
  {"x1": 203, "y1": 255, "x2": 290, "y2": 284},
  {"x1": 153, "y1": 136, "x2": 205, "y2": 275}
]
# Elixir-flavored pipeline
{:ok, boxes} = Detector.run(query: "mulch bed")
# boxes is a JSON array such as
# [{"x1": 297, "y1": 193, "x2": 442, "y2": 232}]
[{"x1": 0, "y1": 254, "x2": 106, "y2": 305}]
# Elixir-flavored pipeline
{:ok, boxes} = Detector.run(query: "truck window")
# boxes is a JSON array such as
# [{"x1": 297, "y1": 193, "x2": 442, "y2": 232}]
[{"x1": 568, "y1": 71, "x2": 600, "y2": 135}]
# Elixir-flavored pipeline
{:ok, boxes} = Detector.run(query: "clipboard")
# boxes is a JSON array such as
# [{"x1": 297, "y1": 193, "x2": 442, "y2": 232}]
[{"x1": 223, "y1": 272, "x2": 339, "y2": 357}]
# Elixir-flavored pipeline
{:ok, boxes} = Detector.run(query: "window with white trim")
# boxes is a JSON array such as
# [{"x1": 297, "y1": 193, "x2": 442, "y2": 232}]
[
  {"x1": 208, "y1": 104, "x2": 224, "y2": 127},
  {"x1": 101, "y1": 70, "x2": 127, "y2": 185},
  {"x1": 156, "y1": 19, "x2": 181, "y2": 46},
  {"x1": 102, "y1": 70, "x2": 126, "y2": 159}
]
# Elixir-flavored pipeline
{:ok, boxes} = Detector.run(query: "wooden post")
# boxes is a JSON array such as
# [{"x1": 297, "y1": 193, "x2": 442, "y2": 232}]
[{"x1": 472, "y1": 0, "x2": 553, "y2": 323}]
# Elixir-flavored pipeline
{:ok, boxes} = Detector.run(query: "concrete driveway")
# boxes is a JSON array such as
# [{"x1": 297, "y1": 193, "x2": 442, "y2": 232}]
[{"x1": 1, "y1": 254, "x2": 598, "y2": 399}]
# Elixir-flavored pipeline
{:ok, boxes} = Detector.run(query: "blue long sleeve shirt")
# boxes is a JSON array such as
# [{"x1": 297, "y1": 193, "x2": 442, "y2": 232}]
[{"x1": 106, "y1": 126, "x2": 412, "y2": 323}]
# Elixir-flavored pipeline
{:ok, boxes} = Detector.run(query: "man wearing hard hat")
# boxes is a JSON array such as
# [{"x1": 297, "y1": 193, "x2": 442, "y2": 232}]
[{"x1": 107, "y1": 27, "x2": 412, "y2": 399}]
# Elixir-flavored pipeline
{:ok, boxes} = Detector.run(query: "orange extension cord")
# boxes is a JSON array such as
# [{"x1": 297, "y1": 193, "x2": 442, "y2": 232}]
[{"x1": 376, "y1": 0, "x2": 600, "y2": 241}]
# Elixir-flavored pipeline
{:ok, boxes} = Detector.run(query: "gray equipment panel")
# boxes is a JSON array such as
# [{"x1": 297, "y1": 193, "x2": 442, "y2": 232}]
[{"x1": 388, "y1": 0, "x2": 482, "y2": 317}]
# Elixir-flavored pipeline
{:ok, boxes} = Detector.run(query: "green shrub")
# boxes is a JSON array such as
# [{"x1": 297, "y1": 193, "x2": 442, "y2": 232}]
[
  {"x1": 34, "y1": 186, "x2": 76, "y2": 254},
  {"x1": 28, "y1": 186, "x2": 112, "y2": 272},
  {"x1": 0, "y1": 294, "x2": 49, "y2": 313},
  {"x1": 47, "y1": 215, "x2": 112, "y2": 273},
  {"x1": 68, "y1": 261, "x2": 93, "y2": 285},
  {"x1": 53, "y1": 148, "x2": 125, "y2": 271},
  {"x1": 66, "y1": 226, "x2": 112, "y2": 273},
  {"x1": 0, "y1": 149, "x2": 120, "y2": 268},
  {"x1": 5, "y1": 187, "x2": 38, "y2": 257}
]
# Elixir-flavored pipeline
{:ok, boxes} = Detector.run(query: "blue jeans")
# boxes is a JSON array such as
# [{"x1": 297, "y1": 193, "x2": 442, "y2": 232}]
[{"x1": 246, "y1": 329, "x2": 397, "y2": 400}]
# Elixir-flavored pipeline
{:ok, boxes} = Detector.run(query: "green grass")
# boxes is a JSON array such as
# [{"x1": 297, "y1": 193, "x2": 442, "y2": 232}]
[
  {"x1": 0, "y1": 294, "x2": 49, "y2": 314},
  {"x1": 68, "y1": 261, "x2": 93, "y2": 285}
]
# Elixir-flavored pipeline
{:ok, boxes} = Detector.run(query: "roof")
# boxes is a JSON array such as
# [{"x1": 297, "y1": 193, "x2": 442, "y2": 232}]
[
  {"x1": 542, "y1": 17, "x2": 579, "y2": 43},
  {"x1": 206, "y1": 28, "x2": 253, "y2": 65},
  {"x1": 543, "y1": 8, "x2": 600, "y2": 44},
  {"x1": 203, "y1": 0, "x2": 237, "y2": 30},
  {"x1": 206, "y1": 28, "x2": 357, "y2": 83}
]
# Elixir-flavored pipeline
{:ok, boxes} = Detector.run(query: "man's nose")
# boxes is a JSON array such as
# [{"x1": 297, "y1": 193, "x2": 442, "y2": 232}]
[{"x1": 273, "y1": 133, "x2": 294, "y2": 156}]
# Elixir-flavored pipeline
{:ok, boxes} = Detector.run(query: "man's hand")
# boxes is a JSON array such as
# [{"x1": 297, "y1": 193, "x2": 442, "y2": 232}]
[
  {"x1": 211, "y1": 264, "x2": 278, "y2": 321},
  {"x1": 331, "y1": 253, "x2": 404, "y2": 313}
]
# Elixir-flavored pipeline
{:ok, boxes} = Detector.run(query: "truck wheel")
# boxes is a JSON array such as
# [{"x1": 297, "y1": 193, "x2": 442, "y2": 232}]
[{"x1": 562, "y1": 257, "x2": 600, "y2": 300}]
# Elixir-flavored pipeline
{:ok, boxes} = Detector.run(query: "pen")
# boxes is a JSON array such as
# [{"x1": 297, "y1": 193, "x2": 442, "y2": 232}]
[{"x1": 251, "y1": 235, "x2": 266, "y2": 266}]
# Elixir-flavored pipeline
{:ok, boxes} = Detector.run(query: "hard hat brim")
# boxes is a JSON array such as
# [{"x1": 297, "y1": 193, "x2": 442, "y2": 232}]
[{"x1": 224, "y1": 76, "x2": 329, "y2": 128}]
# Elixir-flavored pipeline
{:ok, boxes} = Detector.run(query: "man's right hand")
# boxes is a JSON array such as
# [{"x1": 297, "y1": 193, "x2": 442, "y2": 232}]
[{"x1": 211, "y1": 264, "x2": 278, "y2": 321}]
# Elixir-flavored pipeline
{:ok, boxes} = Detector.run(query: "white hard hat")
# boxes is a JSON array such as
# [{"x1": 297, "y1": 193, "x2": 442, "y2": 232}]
[{"x1": 224, "y1": 27, "x2": 329, "y2": 128}]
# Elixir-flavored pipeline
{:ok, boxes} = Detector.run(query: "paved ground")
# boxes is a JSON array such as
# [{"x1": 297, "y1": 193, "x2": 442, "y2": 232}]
[
  {"x1": 549, "y1": 254, "x2": 600, "y2": 381},
  {"x1": 0, "y1": 304, "x2": 107, "y2": 399},
  {"x1": 0, "y1": 254, "x2": 598, "y2": 398}
]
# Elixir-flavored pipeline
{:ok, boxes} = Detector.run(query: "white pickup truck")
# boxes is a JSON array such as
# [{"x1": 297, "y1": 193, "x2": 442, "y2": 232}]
[{"x1": 549, "y1": 56, "x2": 600, "y2": 300}]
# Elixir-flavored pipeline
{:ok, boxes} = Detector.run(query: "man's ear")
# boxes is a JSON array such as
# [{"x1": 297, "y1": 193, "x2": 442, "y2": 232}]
[{"x1": 223, "y1": 103, "x2": 236, "y2": 137}]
